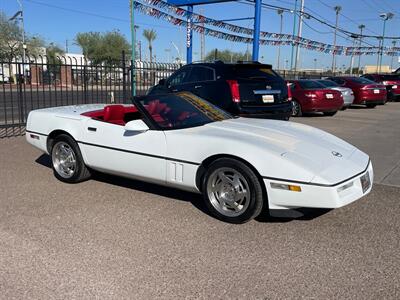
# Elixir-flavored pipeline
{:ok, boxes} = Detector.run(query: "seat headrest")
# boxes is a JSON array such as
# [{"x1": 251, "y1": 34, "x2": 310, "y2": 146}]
[{"x1": 104, "y1": 105, "x2": 125, "y2": 121}]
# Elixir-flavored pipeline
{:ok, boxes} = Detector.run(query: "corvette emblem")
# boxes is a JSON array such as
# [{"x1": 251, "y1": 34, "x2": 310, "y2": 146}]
[{"x1": 332, "y1": 151, "x2": 343, "y2": 157}]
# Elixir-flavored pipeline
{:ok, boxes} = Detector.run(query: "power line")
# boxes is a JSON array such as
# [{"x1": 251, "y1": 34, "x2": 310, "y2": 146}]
[{"x1": 25, "y1": 0, "x2": 177, "y2": 30}]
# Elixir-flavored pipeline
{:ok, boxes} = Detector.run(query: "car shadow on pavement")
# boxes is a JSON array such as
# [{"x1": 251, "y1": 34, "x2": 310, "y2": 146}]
[
  {"x1": 35, "y1": 154, "x2": 209, "y2": 215},
  {"x1": 256, "y1": 208, "x2": 332, "y2": 223},
  {"x1": 36, "y1": 154, "x2": 332, "y2": 223}
]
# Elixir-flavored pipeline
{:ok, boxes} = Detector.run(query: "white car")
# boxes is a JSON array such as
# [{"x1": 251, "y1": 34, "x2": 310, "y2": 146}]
[{"x1": 26, "y1": 92, "x2": 373, "y2": 223}]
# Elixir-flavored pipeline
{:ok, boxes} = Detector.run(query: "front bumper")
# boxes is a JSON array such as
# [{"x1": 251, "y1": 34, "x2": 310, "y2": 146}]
[{"x1": 264, "y1": 162, "x2": 373, "y2": 210}]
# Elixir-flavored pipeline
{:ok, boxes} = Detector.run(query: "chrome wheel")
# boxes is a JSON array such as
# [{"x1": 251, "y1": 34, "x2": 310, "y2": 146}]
[
  {"x1": 206, "y1": 167, "x2": 251, "y2": 217},
  {"x1": 292, "y1": 100, "x2": 301, "y2": 116},
  {"x1": 52, "y1": 141, "x2": 77, "y2": 179}
]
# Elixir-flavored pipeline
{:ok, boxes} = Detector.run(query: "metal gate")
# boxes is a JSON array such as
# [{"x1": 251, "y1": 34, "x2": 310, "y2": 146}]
[{"x1": 0, "y1": 54, "x2": 180, "y2": 138}]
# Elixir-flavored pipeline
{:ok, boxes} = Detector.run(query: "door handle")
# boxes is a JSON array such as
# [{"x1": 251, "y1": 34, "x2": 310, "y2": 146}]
[
  {"x1": 194, "y1": 85, "x2": 202, "y2": 89},
  {"x1": 88, "y1": 127, "x2": 97, "y2": 132},
  {"x1": 171, "y1": 89, "x2": 178, "y2": 92}
]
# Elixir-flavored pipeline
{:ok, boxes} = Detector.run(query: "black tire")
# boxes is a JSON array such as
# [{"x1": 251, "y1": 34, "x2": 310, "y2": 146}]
[
  {"x1": 366, "y1": 103, "x2": 377, "y2": 108},
  {"x1": 50, "y1": 134, "x2": 91, "y2": 183},
  {"x1": 291, "y1": 100, "x2": 302, "y2": 117},
  {"x1": 202, "y1": 158, "x2": 265, "y2": 224},
  {"x1": 323, "y1": 111, "x2": 337, "y2": 116},
  {"x1": 340, "y1": 106, "x2": 347, "y2": 111}
]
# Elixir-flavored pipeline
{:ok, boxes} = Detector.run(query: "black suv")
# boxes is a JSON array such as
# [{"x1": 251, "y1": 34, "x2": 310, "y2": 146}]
[{"x1": 148, "y1": 61, "x2": 292, "y2": 120}]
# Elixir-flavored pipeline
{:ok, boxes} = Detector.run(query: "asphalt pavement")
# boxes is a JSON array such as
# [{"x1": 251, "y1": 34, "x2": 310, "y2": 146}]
[{"x1": 0, "y1": 103, "x2": 399, "y2": 299}]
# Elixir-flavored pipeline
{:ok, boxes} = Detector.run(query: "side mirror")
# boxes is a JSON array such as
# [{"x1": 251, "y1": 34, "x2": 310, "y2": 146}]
[
  {"x1": 124, "y1": 119, "x2": 149, "y2": 132},
  {"x1": 158, "y1": 79, "x2": 166, "y2": 86}
]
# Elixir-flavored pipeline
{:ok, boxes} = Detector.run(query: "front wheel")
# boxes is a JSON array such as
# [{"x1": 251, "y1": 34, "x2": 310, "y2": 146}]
[
  {"x1": 323, "y1": 111, "x2": 337, "y2": 116},
  {"x1": 202, "y1": 158, "x2": 265, "y2": 223},
  {"x1": 51, "y1": 134, "x2": 91, "y2": 183}
]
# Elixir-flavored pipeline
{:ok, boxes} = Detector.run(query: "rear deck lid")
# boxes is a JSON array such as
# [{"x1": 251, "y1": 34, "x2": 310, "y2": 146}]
[{"x1": 228, "y1": 64, "x2": 288, "y2": 105}]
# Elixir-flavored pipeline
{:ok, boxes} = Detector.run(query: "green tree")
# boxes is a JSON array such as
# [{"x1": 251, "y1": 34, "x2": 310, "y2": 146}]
[
  {"x1": 204, "y1": 49, "x2": 249, "y2": 63},
  {"x1": 143, "y1": 29, "x2": 157, "y2": 64},
  {"x1": 75, "y1": 30, "x2": 130, "y2": 65},
  {"x1": 26, "y1": 36, "x2": 46, "y2": 58},
  {"x1": 0, "y1": 12, "x2": 23, "y2": 61}
]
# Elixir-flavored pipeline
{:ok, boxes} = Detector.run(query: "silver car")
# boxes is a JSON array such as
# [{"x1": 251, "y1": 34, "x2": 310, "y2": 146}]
[{"x1": 317, "y1": 79, "x2": 354, "y2": 109}]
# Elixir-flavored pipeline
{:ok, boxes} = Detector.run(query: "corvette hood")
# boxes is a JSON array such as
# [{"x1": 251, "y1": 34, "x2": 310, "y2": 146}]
[{"x1": 197, "y1": 118, "x2": 369, "y2": 184}]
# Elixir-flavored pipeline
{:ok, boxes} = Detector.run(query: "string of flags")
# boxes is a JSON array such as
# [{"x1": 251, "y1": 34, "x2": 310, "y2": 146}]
[{"x1": 135, "y1": 0, "x2": 400, "y2": 56}]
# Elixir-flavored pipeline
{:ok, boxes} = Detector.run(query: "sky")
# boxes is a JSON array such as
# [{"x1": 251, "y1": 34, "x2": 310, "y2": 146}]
[{"x1": 1, "y1": 0, "x2": 400, "y2": 70}]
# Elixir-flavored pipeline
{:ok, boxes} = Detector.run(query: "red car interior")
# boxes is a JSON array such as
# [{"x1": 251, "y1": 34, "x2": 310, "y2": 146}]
[
  {"x1": 82, "y1": 105, "x2": 139, "y2": 125},
  {"x1": 81, "y1": 101, "x2": 197, "y2": 127}
]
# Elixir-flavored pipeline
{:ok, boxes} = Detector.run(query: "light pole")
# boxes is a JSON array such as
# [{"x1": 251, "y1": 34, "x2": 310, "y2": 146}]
[
  {"x1": 357, "y1": 24, "x2": 365, "y2": 74},
  {"x1": 276, "y1": 9, "x2": 284, "y2": 70},
  {"x1": 331, "y1": 6, "x2": 341, "y2": 74},
  {"x1": 349, "y1": 34, "x2": 358, "y2": 75},
  {"x1": 10, "y1": 1, "x2": 25, "y2": 64},
  {"x1": 390, "y1": 40, "x2": 397, "y2": 71},
  {"x1": 378, "y1": 12, "x2": 394, "y2": 73},
  {"x1": 313, "y1": 58, "x2": 317, "y2": 70},
  {"x1": 294, "y1": 0, "x2": 305, "y2": 72},
  {"x1": 290, "y1": 0, "x2": 299, "y2": 70}
]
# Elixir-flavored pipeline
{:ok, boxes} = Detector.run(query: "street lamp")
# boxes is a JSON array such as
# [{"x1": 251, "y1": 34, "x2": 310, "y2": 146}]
[
  {"x1": 331, "y1": 5, "x2": 342, "y2": 74},
  {"x1": 357, "y1": 24, "x2": 365, "y2": 74},
  {"x1": 313, "y1": 58, "x2": 317, "y2": 70},
  {"x1": 276, "y1": 9, "x2": 284, "y2": 70},
  {"x1": 378, "y1": 12, "x2": 394, "y2": 73}
]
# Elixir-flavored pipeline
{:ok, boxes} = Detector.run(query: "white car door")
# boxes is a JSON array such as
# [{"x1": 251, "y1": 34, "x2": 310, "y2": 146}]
[{"x1": 79, "y1": 118, "x2": 167, "y2": 185}]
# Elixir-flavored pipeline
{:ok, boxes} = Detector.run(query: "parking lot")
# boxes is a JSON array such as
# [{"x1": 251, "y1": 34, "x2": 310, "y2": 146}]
[{"x1": 1, "y1": 103, "x2": 399, "y2": 299}]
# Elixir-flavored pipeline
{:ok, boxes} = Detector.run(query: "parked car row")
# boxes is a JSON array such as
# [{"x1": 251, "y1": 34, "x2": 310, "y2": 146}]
[{"x1": 148, "y1": 61, "x2": 398, "y2": 121}]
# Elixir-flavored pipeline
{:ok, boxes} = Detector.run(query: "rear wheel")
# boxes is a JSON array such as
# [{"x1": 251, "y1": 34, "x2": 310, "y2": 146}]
[
  {"x1": 51, "y1": 134, "x2": 91, "y2": 183},
  {"x1": 366, "y1": 103, "x2": 377, "y2": 108},
  {"x1": 202, "y1": 158, "x2": 264, "y2": 224},
  {"x1": 323, "y1": 111, "x2": 337, "y2": 116},
  {"x1": 292, "y1": 100, "x2": 302, "y2": 117}
]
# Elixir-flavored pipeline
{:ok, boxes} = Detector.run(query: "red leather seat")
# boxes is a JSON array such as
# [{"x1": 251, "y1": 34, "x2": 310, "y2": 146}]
[{"x1": 103, "y1": 105, "x2": 126, "y2": 125}]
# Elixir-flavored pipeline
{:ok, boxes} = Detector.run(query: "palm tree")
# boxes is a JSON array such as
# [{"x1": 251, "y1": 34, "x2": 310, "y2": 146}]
[{"x1": 143, "y1": 29, "x2": 157, "y2": 64}]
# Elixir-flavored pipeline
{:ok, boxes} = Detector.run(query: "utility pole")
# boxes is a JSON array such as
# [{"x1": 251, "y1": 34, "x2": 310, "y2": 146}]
[
  {"x1": 65, "y1": 39, "x2": 69, "y2": 53},
  {"x1": 378, "y1": 12, "x2": 394, "y2": 73},
  {"x1": 357, "y1": 24, "x2": 365, "y2": 74},
  {"x1": 349, "y1": 34, "x2": 358, "y2": 75},
  {"x1": 130, "y1": 0, "x2": 136, "y2": 96},
  {"x1": 276, "y1": 9, "x2": 284, "y2": 70},
  {"x1": 16, "y1": 0, "x2": 26, "y2": 64},
  {"x1": 331, "y1": 5, "x2": 341, "y2": 74},
  {"x1": 290, "y1": 0, "x2": 299, "y2": 70},
  {"x1": 294, "y1": 0, "x2": 305, "y2": 72},
  {"x1": 390, "y1": 40, "x2": 397, "y2": 71}
]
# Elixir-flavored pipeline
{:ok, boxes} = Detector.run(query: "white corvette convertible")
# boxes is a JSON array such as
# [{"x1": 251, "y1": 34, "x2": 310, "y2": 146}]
[{"x1": 26, "y1": 92, "x2": 373, "y2": 223}]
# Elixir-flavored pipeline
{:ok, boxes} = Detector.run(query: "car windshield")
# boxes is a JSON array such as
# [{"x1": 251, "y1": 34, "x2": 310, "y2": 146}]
[
  {"x1": 135, "y1": 92, "x2": 232, "y2": 130},
  {"x1": 318, "y1": 80, "x2": 339, "y2": 87},
  {"x1": 298, "y1": 80, "x2": 325, "y2": 89},
  {"x1": 350, "y1": 77, "x2": 376, "y2": 84}
]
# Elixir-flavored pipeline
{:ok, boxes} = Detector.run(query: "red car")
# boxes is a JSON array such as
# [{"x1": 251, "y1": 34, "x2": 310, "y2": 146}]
[
  {"x1": 327, "y1": 76, "x2": 387, "y2": 108},
  {"x1": 288, "y1": 80, "x2": 344, "y2": 117},
  {"x1": 361, "y1": 74, "x2": 400, "y2": 101}
]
